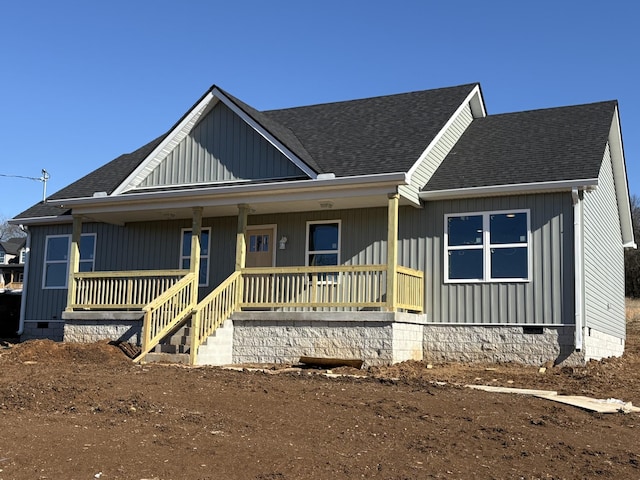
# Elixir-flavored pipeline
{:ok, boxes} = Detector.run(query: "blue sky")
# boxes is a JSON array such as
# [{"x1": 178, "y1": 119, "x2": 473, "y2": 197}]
[{"x1": 1, "y1": 1, "x2": 638, "y2": 219}]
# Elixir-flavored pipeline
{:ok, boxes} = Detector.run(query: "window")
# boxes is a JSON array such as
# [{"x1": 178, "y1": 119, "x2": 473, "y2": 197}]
[
  {"x1": 306, "y1": 220, "x2": 340, "y2": 282},
  {"x1": 0, "y1": 251, "x2": 4, "y2": 264},
  {"x1": 445, "y1": 210, "x2": 530, "y2": 283},
  {"x1": 180, "y1": 228, "x2": 211, "y2": 286},
  {"x1": 249, "y1": 234, "x2": 269, "y2": 252},
  {"x1": 43, "y1": 234, "x2": 96, "y2": 289},
  {"x1": 19, "y1": 250, "x2": 26, "y2": 264}
]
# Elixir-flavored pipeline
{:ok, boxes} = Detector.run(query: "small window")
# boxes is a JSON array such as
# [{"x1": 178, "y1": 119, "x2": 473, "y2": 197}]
[
  {"x1": 180, "y1": 228, "x2": 211, "y2": 286},
  {"x1": 445, "y1": 210, "x2": 530, "y2": 283},
  {"x1": 19, "y1": 250, "x2": 26, "y2": 264},
  {"x1": 249, "y1": 234, "x2": 269, "y2": 253},
  {"x1": 0, "y1": 251, "x2": 5, "y2": 264},
  {"x1": 43, "y1": 234, "x2": 96, "y2": 289},
  {"x1": 306, "y1": 220, "x2": 340, "y2": 267}
]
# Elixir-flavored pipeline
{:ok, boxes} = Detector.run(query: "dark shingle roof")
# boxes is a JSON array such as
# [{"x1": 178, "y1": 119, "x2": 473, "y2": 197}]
[
  {"x1": 264, "y1": 84, "x2": 478, "y2": 176},
  {"x1": 0, "y1": 237, "x2": 26, "y2": 255},
  {"x1": 13, "y1": 83, "x2": 478, "y2": 220},
  {"x1": 15, "y1": 135, "x2": 166, "y2": 219},
  {"x1": 424, "y1": 101, "x2": 616, "y2": 192}
]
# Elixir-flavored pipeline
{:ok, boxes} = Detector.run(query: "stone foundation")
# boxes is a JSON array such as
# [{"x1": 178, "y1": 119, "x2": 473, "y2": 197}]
[
  {"x1": 61, "y1": 312, "x2": 144, "y2": 344},
  {"x1": 423, "y1": 324, "x2": 584, "y2": 366},
  {"x1": 231, "y1": 311, "x2": 426, "y2": 367},
  {"x1": 21, "y1": 320, "x2": 65, "y2": 342},
  {"x1": 584, "y1": 327, "x2": 624, "y2": 361}
]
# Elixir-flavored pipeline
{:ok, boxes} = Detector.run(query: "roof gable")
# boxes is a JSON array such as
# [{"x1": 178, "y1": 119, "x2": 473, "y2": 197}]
[
  {"x1": 137, "y1": 101, "x2": 307, "y2": 189},
  {"x1": 114, "y1": 88, "x2": 318, "y2": 195}
]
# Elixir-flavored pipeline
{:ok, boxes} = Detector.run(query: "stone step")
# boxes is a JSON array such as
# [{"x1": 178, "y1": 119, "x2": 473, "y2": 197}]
[{"x1": 143, "y1": 352, "x2": 190, "y2": 365}]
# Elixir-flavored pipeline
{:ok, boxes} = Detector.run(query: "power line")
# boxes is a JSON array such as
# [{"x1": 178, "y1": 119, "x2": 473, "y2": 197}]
[{"x1": 0, "y1": 169, "x2": 50, "y2": 202}]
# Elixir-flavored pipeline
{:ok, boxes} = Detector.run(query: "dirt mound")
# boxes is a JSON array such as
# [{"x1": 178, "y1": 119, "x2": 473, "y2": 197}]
[
  {"x1": 1, "y1": 339, "x2": 130, "y2": 365},
  {"x1": 0, "y1": 304, "x2": 639, "y2": 479}
]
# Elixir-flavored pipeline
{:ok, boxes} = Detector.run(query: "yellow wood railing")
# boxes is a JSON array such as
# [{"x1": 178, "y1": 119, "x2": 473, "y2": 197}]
[
  {"x1": 135, "y1": 272, "x2": 197, "y2": 362},
  {"x1": 241, "y1": 265, "x2": 388, "y2": 309},
  {"x1": 189, "y1": 271, "x2": 242, "y2": 364},
  {"x1": 396, "y1": 266, "x2": 424, "y2": 313},
  {"x1": 69, "y1": 270, "x2": 188, "y2": 310}
]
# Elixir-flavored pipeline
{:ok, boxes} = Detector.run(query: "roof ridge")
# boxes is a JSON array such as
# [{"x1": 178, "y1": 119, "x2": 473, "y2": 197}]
[
  {"x1": 263, "y1": 83, "x2": 480, "y2": 114},
  {"x1": 485, "y1": 99, "x2": 617, "y2": 118}
]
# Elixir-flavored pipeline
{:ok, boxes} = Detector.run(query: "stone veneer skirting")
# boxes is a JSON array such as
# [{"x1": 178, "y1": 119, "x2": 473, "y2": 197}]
[
  {"x1": 231, "y1": 311, "x2": 426, "y2": 367},
  {"x1": 422, "y1": 325, "x2": 585, "y2": 366},
  {"x1": 61, "y1": 311, "x2": 144, "y2": 344},
  {"x1": 584, "y1": 327, "x2": 625, "y2": 361}
]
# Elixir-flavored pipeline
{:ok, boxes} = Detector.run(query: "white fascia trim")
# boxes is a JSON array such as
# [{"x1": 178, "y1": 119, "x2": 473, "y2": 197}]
[
  {"x1": 8, "y1": 215, "x2": 73, "y2": 226},
  {"x1": 420, "y1": 178, "x2": 599, "y2": 200},
  {"x1": 406, "y1": 85, "x2": 485, "y2": 181},
  {"x1": 213, "y1": 88, "x2": 318, "y2": 179},
  {"x1": 53, "y1": 172, "x2": 409, "y2": 210},
  {"x1": 608, "y1": 106, "x2": 635, "y2": 248},
  {"x1": 112, "y1": 91, "x2": 217, "y2": 195}
]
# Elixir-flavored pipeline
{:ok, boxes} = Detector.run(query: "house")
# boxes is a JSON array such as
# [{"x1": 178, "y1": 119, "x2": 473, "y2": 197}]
[
  {"x1": 0, "y1": 237, "x2": 26, "y2": 336},
  {"x1": 10, "y1": 82, "x2": 635, "y2": 366}
]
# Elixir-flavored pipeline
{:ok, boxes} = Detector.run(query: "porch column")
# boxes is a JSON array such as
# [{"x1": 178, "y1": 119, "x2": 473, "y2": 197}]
[
  {"x1": 386, "y1": 193, "x2": 399, "y2": 312},
  {"x1": 65, "y1": 215, "x2": 82, "y2": 311},
  {"x1": 190, "y1": 207, "x2": 203, "y2": 304},
  {"x1": 235, "y1": 204, "x2": 250, "y2": 271}
]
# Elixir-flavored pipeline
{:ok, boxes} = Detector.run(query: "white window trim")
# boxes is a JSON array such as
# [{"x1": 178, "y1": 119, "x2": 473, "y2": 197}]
[
  {"x1": 305, "y1": 220, "x2": 342, "y2": 267},
  {"x1": 42, "y1": 233, "x2": 97, "y2": 290},
  {"x1": 444, "y1": 209, "x2": 531, "y2": 283},
  {"x1": 180, "y1": 227, "x2": 211, "y2": 287}
]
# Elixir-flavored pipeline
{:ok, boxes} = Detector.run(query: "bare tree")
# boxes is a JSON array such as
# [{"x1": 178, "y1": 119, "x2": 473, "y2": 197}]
[
  {"x1": 0, "y1": 216, "x2": 25, "y2": 242},
  {"x1": 625, "y1": 194, "x2": 640, "y2": 297}
]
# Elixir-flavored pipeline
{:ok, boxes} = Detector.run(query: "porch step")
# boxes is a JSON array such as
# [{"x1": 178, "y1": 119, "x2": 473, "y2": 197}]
[
  {"x1": 196, "y1": 319, "x2": 234, "y2": 366},
  {"x1": 143, "y1": 352, "x2": 190, "y2": 365}
]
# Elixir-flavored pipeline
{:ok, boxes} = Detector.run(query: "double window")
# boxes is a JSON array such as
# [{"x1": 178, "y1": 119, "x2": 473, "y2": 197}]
[
  {"x1": 43, "y1": 234, "x2": 96, "y2": 289},
  {"x1": 180, "y1": 228, "x2": 211, "y2": 286},
  {"x1": 445, "y1": 210, "x2": 530, "y2": 283}
]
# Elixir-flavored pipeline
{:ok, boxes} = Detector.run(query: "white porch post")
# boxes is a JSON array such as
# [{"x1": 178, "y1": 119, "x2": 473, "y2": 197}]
[
  {"x1": 386, "y1": 193, "x2": 399, "y2": 312},
  {"x1": 65, "y1": 215, "x2": 82, "y2": 312}
]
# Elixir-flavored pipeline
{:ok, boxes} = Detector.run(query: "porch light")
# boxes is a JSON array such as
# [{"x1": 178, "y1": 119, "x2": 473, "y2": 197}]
[{"x1": 279, "y1": 236, "x2": 288, "y2": 250}]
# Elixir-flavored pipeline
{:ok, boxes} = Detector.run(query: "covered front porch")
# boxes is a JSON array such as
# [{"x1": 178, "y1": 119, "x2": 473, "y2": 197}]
[{"x1": 63, "y1": 194, "x2": 424, "y2": 365}]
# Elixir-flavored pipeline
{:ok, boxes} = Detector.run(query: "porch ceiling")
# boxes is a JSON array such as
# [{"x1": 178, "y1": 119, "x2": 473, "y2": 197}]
[
  {"x1": 58, "y1": 174, "x2": 416, "y2": 224},
  {"x1": 69, "y1": 191, "x2": 417, "y2": 224}
]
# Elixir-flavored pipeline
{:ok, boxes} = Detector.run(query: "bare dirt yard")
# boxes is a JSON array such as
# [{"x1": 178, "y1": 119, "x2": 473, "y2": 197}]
[{"x1": 2, "y1": 304, "x2": 640, "y2": 480}]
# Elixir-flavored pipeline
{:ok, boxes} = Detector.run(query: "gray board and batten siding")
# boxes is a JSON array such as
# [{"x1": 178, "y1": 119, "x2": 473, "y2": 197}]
[
  {"x1": 583, "y1": 143, "x2": 626, "y2": 338},
  {"x1": 27, "y1": 195, "x2": 576, "y2": 331},
  {"x1": 400, "y1": 193, "x2": 575, "y2": 326},
  {"x1": 139, "y1": 101, "x2": 307, "y2": 189},
  {"x1": 23, "y1": 218, "x2": 238, "y2": 325}
]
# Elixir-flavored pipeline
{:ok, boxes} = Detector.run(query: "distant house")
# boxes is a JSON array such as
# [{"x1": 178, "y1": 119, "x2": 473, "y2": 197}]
[
  {"x1": 0, "y1": 237, "x2": 26, "y2": 293},
  {"x1": 10, "y1": 82, "x2": 635, "y2": 366},
  {"x1": 0, "y1": 237, "x2": 26, "y2": 337}
]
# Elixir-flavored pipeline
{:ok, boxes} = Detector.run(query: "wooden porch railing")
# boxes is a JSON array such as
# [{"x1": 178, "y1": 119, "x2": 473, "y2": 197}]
[
  {"x1": 241, "y1": 265, "x2": 388, "y2": 309},
  {"x1": 189, "y1": 270, "x2": 242, "y2": 364},
  {"x1": 396, "y1": 266, "x2": 424, "y2": 312},
  {"x1": 134, "y1": 272, "x2": 197, "y2": 362},
  {"x1": 68, "y1": 269, "x2": 188, "y2": 310}
]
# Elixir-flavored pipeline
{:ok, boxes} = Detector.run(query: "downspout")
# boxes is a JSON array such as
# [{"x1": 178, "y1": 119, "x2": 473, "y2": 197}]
[
  {"x1": 17, "y1": 225, "x2": 31, "y2": 336},
  {"x1": 572, "y1": 188, "x2": 583, "y2": 350}
]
